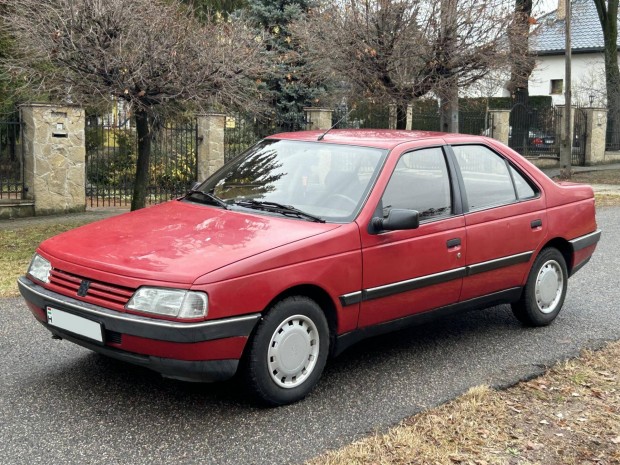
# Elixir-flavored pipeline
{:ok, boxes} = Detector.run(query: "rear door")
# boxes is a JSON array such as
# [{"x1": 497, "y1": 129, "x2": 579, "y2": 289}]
[
  {"x1": 448, "y1": 143, "x2": 547, "y2": 301},
  {"x1": 357, "y1": 145, "x2": 466, "y2": 328}
]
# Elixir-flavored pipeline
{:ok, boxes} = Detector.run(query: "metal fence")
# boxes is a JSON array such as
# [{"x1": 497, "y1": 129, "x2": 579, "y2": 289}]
[
  {"x1": 224, "y1": 113, "x2": 308, "y2": 162},
  {"x1": 0, "y1": 117, "x2": 24, "y2": 200},
  {"x1": 86, "y1": 112, "x2": 198, "y2": 207},
  {"x1": 332, "y1": 103, "x2": 391, "y2": 129},
  {"x1": 606, "y1": 113, "x2": 620, "y2": 151}
]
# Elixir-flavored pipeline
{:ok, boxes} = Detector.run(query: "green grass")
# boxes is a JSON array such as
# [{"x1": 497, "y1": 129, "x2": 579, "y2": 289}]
[{"x1": 0, "y1": 221, "x2": 90, "y2": 297}]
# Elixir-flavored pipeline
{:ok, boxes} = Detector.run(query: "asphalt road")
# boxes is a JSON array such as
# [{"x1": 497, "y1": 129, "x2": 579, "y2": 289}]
[{"x1": 1, "y1": 207, "x2": 618, "y2": 465}]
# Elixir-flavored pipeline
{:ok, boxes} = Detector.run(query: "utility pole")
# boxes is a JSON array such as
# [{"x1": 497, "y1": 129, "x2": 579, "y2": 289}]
[{"x1": 560, "y1": 0, "x2": 572, "y2": 176}]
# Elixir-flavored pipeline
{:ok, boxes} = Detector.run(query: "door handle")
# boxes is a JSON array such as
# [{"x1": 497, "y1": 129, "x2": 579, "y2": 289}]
[
  {"x1": 531, "y1": 219, "x2": 542, "y2": 229},
  {"x1": 446, "y1": 238, "x2": 461, "y2": 248}
]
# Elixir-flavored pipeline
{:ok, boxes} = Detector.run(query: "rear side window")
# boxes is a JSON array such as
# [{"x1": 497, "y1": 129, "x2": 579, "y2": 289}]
[
  {"x1": 452, "y1": 145, "x2": 520, "y2": 211},
  {"x1": 381, "y1": 147, "x2": 452, "y2": 220},
  {"x1": 510, "y1": 166, "x2": 537, "y2": 200}
]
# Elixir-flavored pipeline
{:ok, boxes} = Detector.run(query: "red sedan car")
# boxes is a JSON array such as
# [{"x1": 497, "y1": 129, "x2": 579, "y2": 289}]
[{"x1": 19, "y1": 130, "x2": 600, "y2": 405}]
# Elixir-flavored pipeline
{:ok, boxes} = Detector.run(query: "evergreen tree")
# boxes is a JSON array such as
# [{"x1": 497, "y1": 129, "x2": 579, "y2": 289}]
[{"x1": 245, "y1": 0, "x2": 325, "y2": 129}]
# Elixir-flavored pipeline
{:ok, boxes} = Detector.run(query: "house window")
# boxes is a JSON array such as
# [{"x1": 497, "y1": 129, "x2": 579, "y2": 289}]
[{"x1": 550, "y1": 79, "x2": 563, "y2": 95}]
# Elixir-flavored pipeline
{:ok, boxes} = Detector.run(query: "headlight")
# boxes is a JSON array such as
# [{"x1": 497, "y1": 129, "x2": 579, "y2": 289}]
[
  {"x1": 28, "y1": 253, "x2": 51, "y2": 283},
  {"x1": 126, "y1": 287, "x2": 208, "y2": 319}
]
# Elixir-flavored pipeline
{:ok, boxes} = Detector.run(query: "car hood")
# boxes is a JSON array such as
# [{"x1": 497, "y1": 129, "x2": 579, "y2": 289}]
[{"x1": 40, "y1": 200, "x2": 341, "y2": 283}]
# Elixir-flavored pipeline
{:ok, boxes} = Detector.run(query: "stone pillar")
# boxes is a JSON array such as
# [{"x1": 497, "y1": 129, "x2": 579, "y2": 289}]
[
  {"x1": 488, "y1": 110, "x2": 511, "y2": 145},
  {"x1": 20, "y1": 104, "x2": 86, "y2": 216},
  {"x1": 304, "y1": 108, "x2": 334, "y2": 130},
  {"x1": 196, "y1": 113, "x2": 226, "y2": 182},
  {"x1": 583, "y1": 107, "x2": 608, "y2": 165}
]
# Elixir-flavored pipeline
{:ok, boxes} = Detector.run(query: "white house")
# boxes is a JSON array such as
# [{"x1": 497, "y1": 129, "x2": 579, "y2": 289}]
[{"x1": 529, "y1": 0, "x2": 618, "y2": 106}]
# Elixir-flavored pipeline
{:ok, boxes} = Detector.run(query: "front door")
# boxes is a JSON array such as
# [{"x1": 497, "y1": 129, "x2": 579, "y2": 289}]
[{"x1": 358, "y1": 146, "x2": 466, "y2": 328}]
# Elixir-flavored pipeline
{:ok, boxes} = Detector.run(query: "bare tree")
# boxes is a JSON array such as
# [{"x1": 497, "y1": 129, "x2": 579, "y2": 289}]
[
  {"x1": 0, "y1": 0, "x2": 266, "y2": 210},
  {"x1": 293, "y1": 0, "x2": 520, "y2": 130}
]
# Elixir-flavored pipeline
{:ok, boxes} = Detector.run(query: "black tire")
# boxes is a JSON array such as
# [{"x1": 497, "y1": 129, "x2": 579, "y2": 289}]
[
  {"x1": 511, "y1": 247, "x2": 568, "y2": 327},
  {"x1": 244, "y1": 296, "x2": 329, "y2": 406}
]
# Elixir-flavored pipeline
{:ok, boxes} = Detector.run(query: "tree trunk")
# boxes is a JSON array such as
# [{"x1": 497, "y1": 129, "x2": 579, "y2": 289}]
[
  {"x1": 131, "y1": 110, "x2": 153, "y2": 211},
  {"x1": 439, "y1": 0, "x2": 458, "y2": 133},
  {"x1": 396, "y1": 103, "x2": 407, "y2": 130},
  {"x1": 594, "y1": 0, "x2": 620, "y2": 148},
  {"x1": 604, "y1": 3, "x2": 620, "y2": 148},
  {"x1": 439, "y1": 80, "x2": 459, "y2": 133},
  {"x1": 508, "y1": 0, "x2": 534, "y2": 152}
]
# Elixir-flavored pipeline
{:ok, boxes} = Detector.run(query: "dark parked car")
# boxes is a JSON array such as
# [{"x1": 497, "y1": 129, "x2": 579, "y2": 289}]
[
  {"x1": 19, "y1": 130, "x2": 600, "y2": 405},
  {"x1": 528, "y1": 130, "x2": 556, "y2": 152}
]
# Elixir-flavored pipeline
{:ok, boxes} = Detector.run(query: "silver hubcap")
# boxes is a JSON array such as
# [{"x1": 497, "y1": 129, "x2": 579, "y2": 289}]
[
  {"x1": 268, "y1": 315, "x2": 320, "y2": 389},
  {"x1": 535, "y1": 259, "x2": 564, "y2": 314}
]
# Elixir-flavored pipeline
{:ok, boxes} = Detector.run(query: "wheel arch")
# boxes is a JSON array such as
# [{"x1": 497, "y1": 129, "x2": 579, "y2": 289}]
[
  {"x1": 540, "y1": 237, "x2": 573, "y2": 274},
  {"x1": 260, "y1": 284, "x2": 339, "y2": 355}
]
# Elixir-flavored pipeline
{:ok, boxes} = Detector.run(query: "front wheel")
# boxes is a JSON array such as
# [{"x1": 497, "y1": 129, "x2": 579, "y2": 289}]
[
  {"x1": 244, "y1": 296, "x2": 329, "y2": 406},
  {"x1": 511, "y1": 247, "x2": 568, "y2": 326}
]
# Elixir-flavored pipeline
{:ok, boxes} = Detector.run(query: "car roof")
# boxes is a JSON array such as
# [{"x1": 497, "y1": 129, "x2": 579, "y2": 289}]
[{"x1": 267, "y1": 129, "x2": 454, "y2": 150}]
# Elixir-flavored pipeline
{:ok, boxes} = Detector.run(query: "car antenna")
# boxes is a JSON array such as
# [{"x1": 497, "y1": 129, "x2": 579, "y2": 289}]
[{"x1": 317, "y1": 107, "x2": 356, "y2": 141}]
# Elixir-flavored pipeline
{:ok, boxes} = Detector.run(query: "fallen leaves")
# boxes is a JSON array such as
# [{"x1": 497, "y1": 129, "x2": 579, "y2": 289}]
[{"x1": 309, "y1": 342, "x2": 620, "y2": 465}]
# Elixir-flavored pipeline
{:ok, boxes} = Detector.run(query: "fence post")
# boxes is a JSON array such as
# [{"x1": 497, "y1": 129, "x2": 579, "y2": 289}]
[
  {"x1": 583, "y1": 107, "x2": 607, "y2": 165},
  {"x1": 196, "y1": 113, "x2": 226, "y2": 182},
  {"x1": 488, "y1": 109, "x2": 511, "y2": 145},
  {"x1": 304, "y1": 108, "x2": 334, "y2": 130},
  {"x1": 20, "y1": 103, "x2": 86, "y2": 216}
]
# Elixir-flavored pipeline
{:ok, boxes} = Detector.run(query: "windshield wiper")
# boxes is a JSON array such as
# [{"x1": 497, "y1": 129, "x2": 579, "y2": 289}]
[
  {"x1": 234, "y1": 200, "x2": 325, "y2": 223},
  {"x1": 184, "y1": 190, "x2": 229, "y2": 209}
]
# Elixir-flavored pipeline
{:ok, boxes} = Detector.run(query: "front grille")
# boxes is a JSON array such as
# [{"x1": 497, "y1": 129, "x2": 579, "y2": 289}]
[{"x1": 48, "y1": 269, "x2": 135, "y2": 311}]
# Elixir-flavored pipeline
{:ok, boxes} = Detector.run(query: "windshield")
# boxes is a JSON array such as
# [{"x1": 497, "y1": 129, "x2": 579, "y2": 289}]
[{"x1": 196, "y1": 139, "x2": 387, "y2": 222}]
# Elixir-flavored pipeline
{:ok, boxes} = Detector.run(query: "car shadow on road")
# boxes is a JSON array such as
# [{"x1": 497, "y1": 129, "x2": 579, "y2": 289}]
[{"x1": 18, "y1": 303, "x2": 529, "y2": 414}]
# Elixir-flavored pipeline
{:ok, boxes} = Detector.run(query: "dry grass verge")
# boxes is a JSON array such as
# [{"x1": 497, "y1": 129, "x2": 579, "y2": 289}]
[
  {"x1": 595, "y1": 193, "x2": 620, "y2": 208},
  {"x1": 310, "y1": 342, "x2": 620, "y2": 465},
  {"x1": 0, "y1": 220, "x2": 91, "y2": 297},
  {"x1": 569, "y1": 169, "x2": 620, "y2": 185}
]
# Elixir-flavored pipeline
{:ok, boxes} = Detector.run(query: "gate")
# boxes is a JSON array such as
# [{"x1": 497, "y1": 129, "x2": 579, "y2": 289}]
[
  {"x1": 86, "y1": 111, "x2": 198, "y2": 207},
  {"x1": 572, "y1": 107, "x2": 587, "y2": 166},
  {"x1": 0, "y1": 116, "x2": 24, "y2": 200},
  {"x1": 509, "y1": 103, "x2": 561, "y2": 158}
]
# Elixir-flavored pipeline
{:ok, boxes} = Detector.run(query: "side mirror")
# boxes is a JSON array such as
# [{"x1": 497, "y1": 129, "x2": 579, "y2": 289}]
[{"x1": 371, "y1": 209, "x2": 419, "y2": 233}]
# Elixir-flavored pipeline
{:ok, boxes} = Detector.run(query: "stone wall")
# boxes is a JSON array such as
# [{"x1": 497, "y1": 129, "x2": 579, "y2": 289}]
[{"x1": 21, "y1": 104, "x2": 86, "y2": 216}]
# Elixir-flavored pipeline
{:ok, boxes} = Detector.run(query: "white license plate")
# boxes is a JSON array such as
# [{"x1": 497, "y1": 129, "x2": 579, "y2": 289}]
[
  {"x1": 47, "y1": 307, "x2": 103, "y2": 343},
  {"x1": 545, "y1": 139, "x2": 554, "y2": 144}
]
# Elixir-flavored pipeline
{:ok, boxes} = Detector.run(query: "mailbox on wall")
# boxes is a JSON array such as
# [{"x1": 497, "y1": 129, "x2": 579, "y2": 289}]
[{"x1": 51, "y1": 111, "x2": 68, "y2": 138}]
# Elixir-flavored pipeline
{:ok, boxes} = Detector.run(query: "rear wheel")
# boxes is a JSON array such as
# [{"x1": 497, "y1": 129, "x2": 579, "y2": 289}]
[
  {"x1": 244, "y1": 296, "x2": 329, "y2": 406},
  {"x1": 511, "y1": 247, "x2": 568, "y2": 326}
]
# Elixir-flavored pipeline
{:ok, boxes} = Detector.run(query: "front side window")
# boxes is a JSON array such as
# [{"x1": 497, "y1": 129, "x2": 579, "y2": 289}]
[
  {"x1": 196, "y1": 139, "x2": 387, "y2": 222},
  {"x1": 381, "y1": 147, "x2": 452, "y2": 221},
  {"x1": 452, "y1": 145, "x2": 524, "y2": 211}
]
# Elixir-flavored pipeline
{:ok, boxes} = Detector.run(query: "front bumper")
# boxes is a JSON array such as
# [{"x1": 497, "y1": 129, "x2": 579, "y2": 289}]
[{"x1": 18, "y1": 276, "x2": 261, "y2": 382}]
